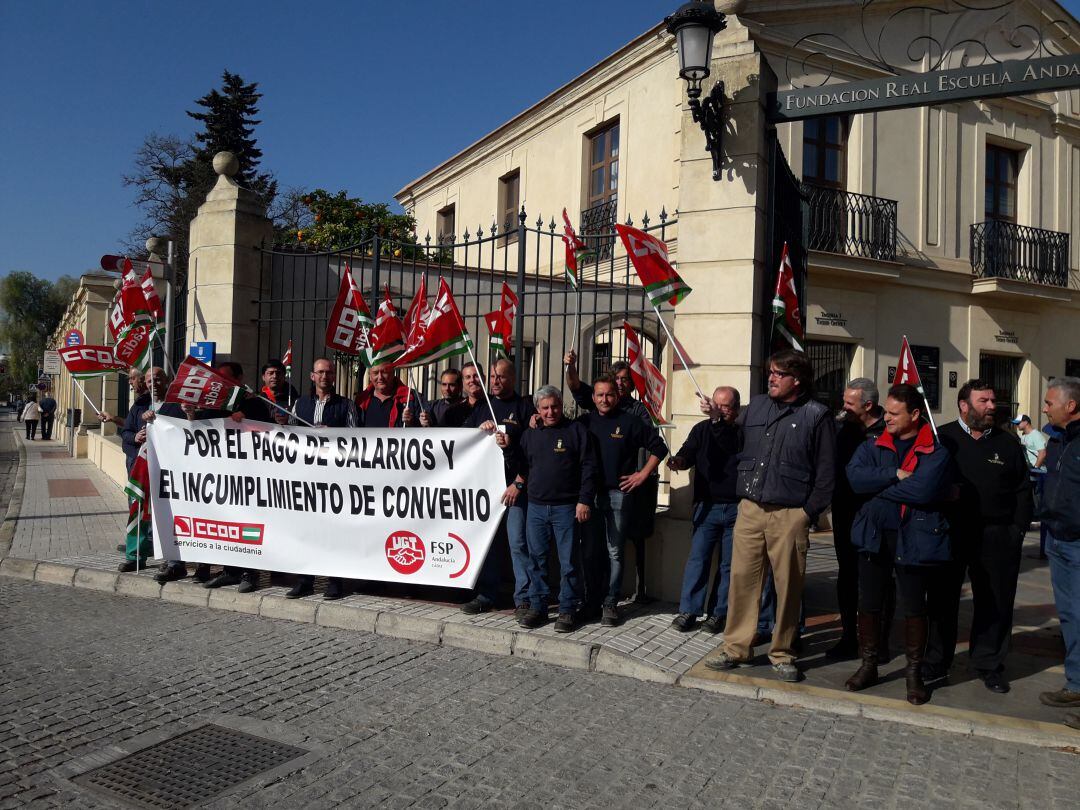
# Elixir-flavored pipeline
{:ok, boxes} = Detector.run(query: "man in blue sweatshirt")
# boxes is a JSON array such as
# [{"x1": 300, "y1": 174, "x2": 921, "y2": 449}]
[
  {"x1": 461, "y1": 358, "x2": 536, "y2": 615},
  {"x1": 500, "y1": 385, "x2": 597, "y2": 633},
  {"x1": 577, "y1": 375, "x2": 667, "y2": 625}
]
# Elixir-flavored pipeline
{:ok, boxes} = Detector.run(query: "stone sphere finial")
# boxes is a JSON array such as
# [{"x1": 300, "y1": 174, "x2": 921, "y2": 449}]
[
  {"x1": 716, "y1": 0, "x2": 746, "y2": 13},
  {"x1": 213, "y1": 151, "x2": 239, "y2": 177},
  {"x1": 146, "y1": 236, "x2": 167, "y2": 255}
]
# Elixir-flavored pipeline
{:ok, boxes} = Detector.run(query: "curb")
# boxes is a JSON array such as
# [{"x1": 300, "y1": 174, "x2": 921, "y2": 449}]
[
  {"x1": 0, "y1": 430, "x2": 28, "y2": 557},
  {"x1": 2, "y1": 554, "x2": 1079, "y2": 752}
]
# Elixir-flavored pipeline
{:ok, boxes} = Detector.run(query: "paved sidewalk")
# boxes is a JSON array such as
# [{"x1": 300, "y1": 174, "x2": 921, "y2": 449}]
[{"x1": 2, "y1": 425, "x2": 1077, "y2": 748}]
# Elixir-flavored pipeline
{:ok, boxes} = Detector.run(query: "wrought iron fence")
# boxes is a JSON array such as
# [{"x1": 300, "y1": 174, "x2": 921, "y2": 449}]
[
  {"x1": 254, "y1": 208, "x2": 676, "y2": 413},
  {"x1": 970, "y1": 220, "x2": 1070, "y2": 287},
  {"x1": 802, "y1": 182, "x2": 898, "y2": 262}
]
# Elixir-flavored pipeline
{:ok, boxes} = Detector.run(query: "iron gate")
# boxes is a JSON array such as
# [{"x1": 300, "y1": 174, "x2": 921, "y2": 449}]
[{"x1": 254, "y1": 209, "x2": 677, "y2": 410}]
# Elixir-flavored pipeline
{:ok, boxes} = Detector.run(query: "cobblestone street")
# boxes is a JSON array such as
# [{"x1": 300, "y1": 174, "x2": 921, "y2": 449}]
[{"x1": 2, "y1": 577, "x2": 1079, "y2": 809}]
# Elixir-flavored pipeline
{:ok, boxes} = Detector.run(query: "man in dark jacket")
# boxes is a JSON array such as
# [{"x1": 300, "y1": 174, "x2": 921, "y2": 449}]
[
  {"x1": 461, "y1": 358, "x2": 537, "y2": 615},
  {"x1": 577, "y1": 375, "x2": 667, "y2": 626},
  {"x1": 705, "y1": 350, "x2": 835, "y2": 683},
  {"x1": 38, "y1": 393, "x2": 57, "y2": 440},
  {"x1": 565, "y1": 350, "x2": 662, "y2": 602},
  {"x1": 420, "y1": 363, "x2": 481, "y2": 427},
  {"x1": 1036, "y1": 377, "x2": 1080, "y2": 727},
  {"x1": 188, "y1": 362, "x2": 272, "y2": 594},
  {"x1": 126, "y1": 368, "x2": 188, "y2": 582},
  {"x1": 286, "y1": 357, "x2": 358, "y2": 600},
  {"x1": 829, "y1": 378, "x2": 888, "y2": 659},
  {"x1": 669, "y1": 386, "x2": 742, "y2": 633},
  {"x1": 261, "y1": 360, "x2": 299, "y2": 420},
  {"x1": 502, "y1": 385, "x2": 596, "y2": 633},
  {"x1": 355, "y1": 363, "x2": 422, "y2": 428},
  {"x1": 843, "y1": 384, "x2": 952, "y2": 705},
  {"x1": 926, "y1": 380, "x2": 1034, "y2": 694}
]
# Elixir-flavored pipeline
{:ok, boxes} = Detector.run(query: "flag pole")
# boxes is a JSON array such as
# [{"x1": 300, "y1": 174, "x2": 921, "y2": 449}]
[
  {"x1": 405, "y1": 368, "x2": 422, "y2": 424},
  {"x1": 254, "y1": 392, "x2": 316, "y2": 428},
  {"x1": 651, "y1": 305, "x2": 707, "y2": 402},
  {"x1": 72, "y1": 377, "x2": 104, "y2": 419},
  {"x1": 900, "y1": 334, "x2": 940, "y2": 441},
  {"x1": 565, "y1": 289, "x2": 581, "y2": 374}
]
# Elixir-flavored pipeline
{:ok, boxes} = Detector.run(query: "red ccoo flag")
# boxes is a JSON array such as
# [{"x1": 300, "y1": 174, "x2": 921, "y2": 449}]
[
  {"x1": 59, "y1": 345, "x2": 129, "y2": 380},
  {"x1": 623, "y1": 321, "x2": 669, "y2": 426},
  {"x1": 325, "y1": 263, "x2": 375, "y2": 357},
  {"x1": 402, "y1": 278, "x2": 430, "y2": 348},
  {"x1": 281, "y1": 340, "x2": 293, "y2": 375},
  {"x1": 394, "y1": 278, "x2": 473, "y2": 367},
  {"x1": 891, "y1": 336, "x2": 923, "y2": 387},
  {"x1": 165, "y1": 356, "x2": 247, "y2": 411},
  {"x1": 616, "y1": 224, "x2": 691, "y2": 307},
  {"x1": 139, "y1": 265, "x2": 165, "y2": 333},
  {"x1": 369, "y1": 285, "x2": 407, "y2": 365},
  {"x1": 770, "y1": 242, "x2": 805, "y2": 351}
]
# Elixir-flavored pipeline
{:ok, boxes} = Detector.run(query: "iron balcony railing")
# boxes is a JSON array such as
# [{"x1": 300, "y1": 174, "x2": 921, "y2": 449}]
[
  {"x1": 580, "y1": 198, "x2": 618, "y2": 262},
  {"x1": 801, "y1": 182, "x2": 898, "y2": 262},
  {"x1": 970, "y1": 221, "x2": 1070, "y2": 287}
]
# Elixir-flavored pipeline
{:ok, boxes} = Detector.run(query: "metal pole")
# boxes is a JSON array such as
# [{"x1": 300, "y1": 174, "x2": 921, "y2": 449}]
[
  {"x1": 165, "y1": 241, "x2": 175, "y2": 368},
  {"x1": 513, "y1": 208, "x2": 526, "y2": 382}
]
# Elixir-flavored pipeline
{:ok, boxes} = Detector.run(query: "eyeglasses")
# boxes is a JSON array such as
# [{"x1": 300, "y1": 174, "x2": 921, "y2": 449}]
[{"x1": 767, "y1": 369, "x2": 794, "y2": 379}]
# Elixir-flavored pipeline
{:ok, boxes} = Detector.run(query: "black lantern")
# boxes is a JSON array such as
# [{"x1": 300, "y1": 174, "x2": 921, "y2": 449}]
[{"x1": 665, "y1": 1, "x2": 728, "y2": 179}]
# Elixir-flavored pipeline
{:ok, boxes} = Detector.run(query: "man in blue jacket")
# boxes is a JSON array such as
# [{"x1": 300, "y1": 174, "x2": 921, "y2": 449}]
[
  {"x1": 1036, "y1": 377, "x2": 1080, "y2": 729},
  {"x1": 843, "y1": 384, "x2": 952, "y2": 705}
]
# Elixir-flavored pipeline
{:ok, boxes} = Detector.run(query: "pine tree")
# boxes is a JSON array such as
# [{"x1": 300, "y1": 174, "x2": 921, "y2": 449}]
[{"x1": 186, "y1": 70, "x2": 275, "y2": 200}]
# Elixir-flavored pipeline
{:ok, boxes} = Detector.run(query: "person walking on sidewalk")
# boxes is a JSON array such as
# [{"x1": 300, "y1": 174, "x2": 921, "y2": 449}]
[
  {"x1": 704, "y1": 349, "x2": 835, "y2": 683},
  {"x1": 829, "y1": 378, "x2": 888, "y2": 660},
  {"x1": 925, "y1": 380, "x2": 1033, "y2": 694},
  {"x1": 669, "y1": 386, "x2": 742, "y2": 634},
  {"x1": 20, "y1": 396, "x2": 40, "y2": 440},
  {"x1": 38, "y1": 393, "x2": 57, "y2": 440},
  {"x1": 1035, "y1": 377, "x2": 1080, "y2": 730},
  {"x1": 843, "y1": 385, "x2": 952, "y2": 706},
  {"x1": 1014, "y1": 414, "x2": 1049, "y2": 559}
]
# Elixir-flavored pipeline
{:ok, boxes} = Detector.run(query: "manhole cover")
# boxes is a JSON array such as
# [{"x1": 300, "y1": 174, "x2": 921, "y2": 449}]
[{"x1": 72, "y1": 724, "x2": 307, "y2": 808}]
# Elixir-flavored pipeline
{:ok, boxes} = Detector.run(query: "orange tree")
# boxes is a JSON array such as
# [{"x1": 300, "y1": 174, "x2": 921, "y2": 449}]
[{"x1": 288, "y1": 189, "x2": 429, "y2": 259}]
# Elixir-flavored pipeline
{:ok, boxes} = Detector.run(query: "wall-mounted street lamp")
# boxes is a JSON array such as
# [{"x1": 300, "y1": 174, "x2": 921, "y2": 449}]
[{"x1": 665, "y1": 1, "x2": 728, "y2": 180}]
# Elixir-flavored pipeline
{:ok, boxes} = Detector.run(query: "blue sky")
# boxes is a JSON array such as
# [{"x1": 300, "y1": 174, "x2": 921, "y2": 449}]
[{"x1": 2, "y1": 0, "x2": 1078, "y2": 282}]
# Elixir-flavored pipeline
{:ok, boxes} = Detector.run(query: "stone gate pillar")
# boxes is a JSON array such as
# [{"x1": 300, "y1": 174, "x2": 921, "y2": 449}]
[{"x1": 186, "y1": 151, "x2": 274, "y2": 378}]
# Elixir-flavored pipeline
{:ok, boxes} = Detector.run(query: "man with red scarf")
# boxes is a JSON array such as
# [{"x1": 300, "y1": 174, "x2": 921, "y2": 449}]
[
  {"x1": 844, "y1": 384, "x2": 953, "y2": 705},
  {"x1": 355, "y1": 363, "x2": 423, "y2": 428}
]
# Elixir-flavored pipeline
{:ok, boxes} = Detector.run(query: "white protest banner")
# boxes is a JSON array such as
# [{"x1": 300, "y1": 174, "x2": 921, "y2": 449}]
[{"x1": 147, "y1": 416, "x2": 507, "y2": 589}]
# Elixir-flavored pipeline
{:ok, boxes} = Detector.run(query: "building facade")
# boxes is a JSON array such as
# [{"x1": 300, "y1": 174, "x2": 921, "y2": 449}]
[{"x1": 394, "y1": 0, "x2": 1080, "y2": 598}]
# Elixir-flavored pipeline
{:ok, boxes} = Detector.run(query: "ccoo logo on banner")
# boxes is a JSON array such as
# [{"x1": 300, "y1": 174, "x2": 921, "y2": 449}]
[{"x1": 145, "y1": 416, "x2": 506, "y2": 588}]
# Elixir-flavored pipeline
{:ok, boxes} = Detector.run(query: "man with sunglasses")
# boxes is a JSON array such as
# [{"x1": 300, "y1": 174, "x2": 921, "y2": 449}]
[{"x1": 704, "y1": 349, "x2": 835, "y2": 682}]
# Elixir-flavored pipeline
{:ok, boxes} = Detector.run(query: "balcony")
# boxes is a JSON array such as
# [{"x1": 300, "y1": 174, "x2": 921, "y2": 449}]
[
  {"x1": 970, "y1": 221, "x2": 1070, "y2": 288},
  {"x1": 802, "y1": 182, "x2": 898, "y2": 262}
]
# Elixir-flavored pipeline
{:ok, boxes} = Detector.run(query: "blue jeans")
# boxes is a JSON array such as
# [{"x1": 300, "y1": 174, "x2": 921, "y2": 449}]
[
  {"x1": 592, "y1": 489, "x2": 632, "y2": 608},
  {"x1": 679, "y1": 502, "x2": 738, "y2": 617},
  {"x1": 526, "y1": 503, "x2": 582, "y2": 613},
  {"x1": 1048, "y1": 533, "x2": 1080, "y2": 692},
  {"x1": 474, "y1": 500, "x2": 529, "y2": 607}
]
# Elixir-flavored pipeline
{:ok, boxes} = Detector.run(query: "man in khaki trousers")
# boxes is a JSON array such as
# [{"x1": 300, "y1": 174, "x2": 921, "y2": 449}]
[{"x1": 705, "y1": 349, "x2": 836, "y2": 682}]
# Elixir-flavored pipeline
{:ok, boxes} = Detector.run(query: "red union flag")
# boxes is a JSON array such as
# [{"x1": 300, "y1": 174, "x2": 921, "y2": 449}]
[
  {"x1": 615, "y1": 224, "x2": 691, "y2": 307},
  {"x1": 112, "y1": 323, "x2": 152, "y2": 372},
  {"x1": 281, "y1": 340, "x2": 293, "y2": 375},
  {"x1": 369, "y1": 285, "x2": 406, "y2": 365},
  {"x1": 107, "y1": 289, "x2": 127, "y2": 342},
  {"x1": 485, "y1": 310, "x2": 511, "y2": 357},
  {"x1": 892, "y1": 336, "x2": 924, "y2": 388},
  {"x1": 623, "y1": 321, "x2": 669, "y2": 426},
  {"x1": 325, "y1": 263, "x2": 375, "y2": 356},
  {"x1": 139, "y1": 265, "x2": 165, "y2": 327},
  {"x1": 561, "y1": 208, "x2": 593, "y2": 288},
  {"x1": 771, "y1": 242, "x2": 805, "y2": 351},
  {"x1": 59, "y1": 345, "x2": 128, "y2": 380},
  {"x1": 394, "y1": 278, "x2": 473, "y2": 367},
  {"x1": 120, "y1": 260, "x2": 154, "y2": 332},
  {"x1": 165, "y1": 356, "x2": 246, "y2": 411},
  {"x1": 402, "y1": 278, "x2": 430, "y2": 347}
]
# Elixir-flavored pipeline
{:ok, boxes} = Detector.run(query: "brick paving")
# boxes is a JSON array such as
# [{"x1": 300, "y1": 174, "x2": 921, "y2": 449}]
[{"x1": 2, "y1": 578, "x2": 1078, "y2": 809}]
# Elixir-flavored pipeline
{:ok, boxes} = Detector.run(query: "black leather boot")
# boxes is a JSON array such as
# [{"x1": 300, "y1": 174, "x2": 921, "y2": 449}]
[
  {"x1": 905, "y1": 615, "x2": 930, "y2": 705},
  {"x1": 845, "y1": 612, "x2": 880, "y2": 692}
]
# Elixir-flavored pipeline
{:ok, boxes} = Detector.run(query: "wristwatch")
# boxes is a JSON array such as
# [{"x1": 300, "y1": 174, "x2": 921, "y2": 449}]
[{"x1": 513, "y1": 481, "x2": 524, "y2": 491}]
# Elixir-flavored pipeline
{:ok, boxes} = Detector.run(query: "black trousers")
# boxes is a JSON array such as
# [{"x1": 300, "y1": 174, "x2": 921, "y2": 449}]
[
  {"x1": 832, "y1": 507, "x2": 859, "y2": 639},
  {"x1": 40, "y1": 413, "x2": 54, "y2": 440},
  {"x1": 925, "y1": 523, "x2": 1023, "y2": 673},
  {"x1": 858, "y1": 530, "x2": 947, "y2": 619},
  {"x1": 24, "y1": 420, "x2": 37, "y2": 439}
]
